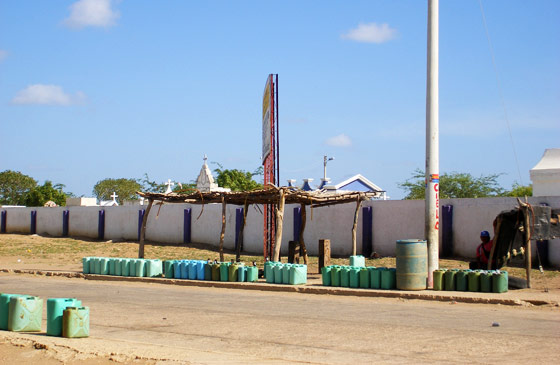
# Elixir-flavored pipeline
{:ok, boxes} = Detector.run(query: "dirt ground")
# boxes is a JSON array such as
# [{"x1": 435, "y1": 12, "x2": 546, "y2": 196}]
[
  {"x1": 1, "y1": 233, "x2": 558, "y2": 290},
  {"x1": 0, "y1": 340, "x2": 122, "y2": 365},
  {"x1": 1, "y1": 274, "x2": 559, "y2": 365},
  {"x1": 1, "y1": 234, "x2": 559, "y2": 364}
]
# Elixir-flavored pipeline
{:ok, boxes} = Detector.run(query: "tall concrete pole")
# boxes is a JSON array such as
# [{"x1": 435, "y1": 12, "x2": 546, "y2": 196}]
[{"x1": 425, "y1": 0, "x2": 439, "y2": 288}]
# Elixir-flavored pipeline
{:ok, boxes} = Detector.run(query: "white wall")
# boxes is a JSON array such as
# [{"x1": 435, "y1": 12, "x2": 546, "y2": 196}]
[
  {"x1": 190, "y1": 204, "x2": 222, "y2": 246},
  {"x1": 67, "y1": 206, "x2": 98, "y2": 238},
  {"x1": 1, "y1": 196, "x2": 559, "y2": 267},
  {"x1": 241, "y1": 205, "x2": 265, "y2": 254},
  {"x1": 104, "y1": 206, "x2": 140, "y2": 241},
  {"x1": 144, "y1": 204, "x2": 185, "y2": 244},
  {"x1": 369, "y1": 199, "x2": 426, "y2": 256},
  {"x1": 5, "y1": 207, "x2": 31, "y2": 234},
  {"x1": 37, "y1": 207, "x2": 64, "y2": 236},
  {"x1": 531, "y1": 171, "x2": 560, "y2": 197},
  {"x1": 300, "y1": 203, "x2": 365, "y2": 256}
]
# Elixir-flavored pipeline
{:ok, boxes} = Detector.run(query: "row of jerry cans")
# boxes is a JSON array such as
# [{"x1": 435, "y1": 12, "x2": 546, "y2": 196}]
[
  {"x1": 0, "y1": 294, "x2": 89, "y2": 338},
  {"x1": 83, "y1": 257, "x2": 163, "y2": 277},
  {"x1": 433, "y1": 269, "x2": 508, "y2": 293},
  {"x1": 264, "y1": 262, "x2": 307, "y2": 285},
  {"x1": 322, "y1": 266, "x2": 397, "y2": 290},
  {"x1": 165, "y1": 260, "x2": 259, "y2": 283}
]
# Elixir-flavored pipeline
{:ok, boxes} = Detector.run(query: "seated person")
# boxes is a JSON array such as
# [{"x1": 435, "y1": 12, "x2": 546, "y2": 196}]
[{"x1": 469, "y1": 230, "x2": 498, "y2": 270}]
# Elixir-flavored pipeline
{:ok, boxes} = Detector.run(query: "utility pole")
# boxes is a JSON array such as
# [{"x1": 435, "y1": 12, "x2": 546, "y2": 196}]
[
  {"x1": 323, "y1": 155, "x2": 334, "y2": 180},
  {"x1": 425, "y1": 0, "x2": 439, "y2": 288}
]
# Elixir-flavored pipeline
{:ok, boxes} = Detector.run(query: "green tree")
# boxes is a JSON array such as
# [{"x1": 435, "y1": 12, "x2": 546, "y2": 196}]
[
  {"x1": 23, "y1": 181, "x2": 69, "y2": 206},
  {"x1": 502, "y1": 183, "x2": 532, "y2": 197},
  {"x1": 0, "y1": 170, "x2": 37, "y2": 205},
  {"x1": 399, "y1": 169, "x2": 505, "y2": 199},
  {"x1": 93, "y1": 178, "x2": 142, "y2": 204},
  {"x1": 140, "y1": 173, "x2": 196, "y2": 194},
  {"x1": 173, "y1": 182, "x2": 197, "y2": 193},
  {"x1": 140, "y1": 173, "x2": 166, "y2": 193},
  {"x1": 214, "y1": 165, "x2": 263, "y2": 192}
]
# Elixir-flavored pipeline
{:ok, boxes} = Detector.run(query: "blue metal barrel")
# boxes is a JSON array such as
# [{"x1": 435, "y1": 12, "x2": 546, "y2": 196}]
[{"x1": 396, "y1": 239, "x2": 427, "y2": 290}]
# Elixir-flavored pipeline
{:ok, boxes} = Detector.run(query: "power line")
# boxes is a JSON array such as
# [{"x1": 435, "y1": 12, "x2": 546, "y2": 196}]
[{"x1": 478, "y1": 0, "x2": 524, "y2": 185}]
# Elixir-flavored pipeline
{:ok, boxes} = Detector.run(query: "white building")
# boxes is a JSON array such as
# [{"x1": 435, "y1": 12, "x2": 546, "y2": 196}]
[
  {"x1": 530, "y1": 148, "x2": 560, "y2": 197},
  {"x1": 99, "y1": 192, "x2": 119, "y2": 207},
  {"x1": 66, "y1": 197, "x2": 98, "y2": 207},
  {"x1": 195, "y1": 155, "x2": 231, "y2": 193},
  {"x1": 289, "y1": 174, "x2": 387, "y2": 199}
]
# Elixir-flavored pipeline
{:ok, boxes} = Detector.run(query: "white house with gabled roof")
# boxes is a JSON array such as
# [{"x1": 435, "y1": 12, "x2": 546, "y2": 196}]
[
  {"x1": 288, "y1": 174, "x2": 387, "y2": 199},
  {"x1": 323, "y1": 174, "x2": 387, "y2": 200}
]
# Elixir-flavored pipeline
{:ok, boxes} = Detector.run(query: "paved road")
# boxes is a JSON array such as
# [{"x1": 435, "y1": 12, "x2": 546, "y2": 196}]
[{"x1": 1, "y1": 274, "x2": 559, "y2": 364}]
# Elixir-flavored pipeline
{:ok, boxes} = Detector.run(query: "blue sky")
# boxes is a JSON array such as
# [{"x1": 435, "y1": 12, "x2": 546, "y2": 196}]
[{"x1": 1, "y1": 0, "x2": 558, "y2": 199}]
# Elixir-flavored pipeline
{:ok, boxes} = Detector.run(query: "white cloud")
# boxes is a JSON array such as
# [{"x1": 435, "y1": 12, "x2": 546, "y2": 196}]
[
  {"x1": 11, "y1": 84, "x2": 85, "y2": 105},
  {"x1": 325, "y1": 134, "x2": 352, "y2": 147},
  {"x1": 0, "y1": 50, "x2": 7, "y2": 61},
  {"x1": 341, "y1": 23, "x2": 397, "y2": 44},
  {"x1": 63, "y1": 0, "x2": 120, "y2": 29}
]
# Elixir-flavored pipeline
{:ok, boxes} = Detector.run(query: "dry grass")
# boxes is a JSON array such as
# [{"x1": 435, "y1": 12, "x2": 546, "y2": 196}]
[{"x1": 0, "y1": 233, "x2": 557, "y2": 289}]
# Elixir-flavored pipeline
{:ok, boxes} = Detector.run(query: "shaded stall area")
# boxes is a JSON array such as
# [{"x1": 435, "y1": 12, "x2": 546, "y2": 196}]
[
  {"x1": 137, "y1": 186, "x2": 382, "y2": 263},
  {"x1": 490, "y1": 199, "x2": 560, "y2": 287}
]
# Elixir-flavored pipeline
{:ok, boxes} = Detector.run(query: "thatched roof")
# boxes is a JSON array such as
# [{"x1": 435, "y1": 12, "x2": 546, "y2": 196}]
[{"x1": 138, "y1": 185, "x2": 382, "y2": 207}]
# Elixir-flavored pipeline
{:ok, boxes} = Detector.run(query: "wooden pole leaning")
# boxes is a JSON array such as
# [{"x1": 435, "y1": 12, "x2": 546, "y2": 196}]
[
  {"x1": 487, "y1": 217, "x2": 501, "y2": 270},
  {"x1": 351, "y1": 196, "x2": 363, "y2": 256},
  {"x1": 236, "y1": 200, "x2": 249, "y2": 262},
  {"x1": 272, "y1": 188, "x2": 286, "y2": 262},
  {"x1": 219, "y1": 196, "x2": 226, "y2": 262},
  {"x1": 138, "y1": 198, "x2": 153, "y2": 259},
  {"x1": 524, "y1": 205, "x2": 532, "y2": 288},
  {"x1": 299, "y1": 203, "x2": 309, "y2": 264},
  {"x1": 318, "y1": 239, "x2": 331, "y2": 273},
  {"x1": 516, "y1": 198, "x2": 532, "y2": 288}
]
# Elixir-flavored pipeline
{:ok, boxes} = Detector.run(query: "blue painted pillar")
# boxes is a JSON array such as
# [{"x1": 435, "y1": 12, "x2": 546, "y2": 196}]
[
  {"x1": 98, "y1": 210, "x2": 105, "y2": 240},
  {"x1": 293, "y1": 206, "x2": 301, "y2": 242},
  {"x1": 30, "y1": 211, "x2": 37, "y2": 234},
  {"x1": 62, "y1": 210, "x2": 69, "y2": 237},
  {"x1": 138, "y1": 209, "x2": 145, "y2": 241},
  {"x1": 235, "y1": 208, "x2": 243, "y2": 251},
  {"x1": 0, "y1": 211, "x2": 5, "y2": 233},
  {"x1": 184, "y1": 208, "x2": 192, "y2": 244},
  {"x1": 441, "y1": 205, "x2": 453, "y2": 257},
  {"x1": 362, "y1": 206, "x2": 373, "y2": 257}
]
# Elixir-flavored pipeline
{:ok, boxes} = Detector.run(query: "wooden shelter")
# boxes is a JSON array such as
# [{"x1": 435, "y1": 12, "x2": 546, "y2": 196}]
[
  {"x1": 488, "y1": 198, "x2": 560, "y2": 288},
  {"x1": 137, "y1": 185, "x2": 382, "y2": 263}
]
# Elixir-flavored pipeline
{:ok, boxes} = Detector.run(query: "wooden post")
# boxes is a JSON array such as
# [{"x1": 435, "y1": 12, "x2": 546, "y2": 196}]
[
  {"x1": 523, "y1": 205, "x2": 532, "y2": 288},
  {"x1": 299, "y1": 203, "x2": 309, "y2": 264},
  {"x1": 319, "y1": 239, "x2": 331, "y2": 273},
  {"x1": 515, "y1": 198, "x2": 532, "y2": 288},
  {"x1": 219, "y1": 196, "x2": 226, "y2": 262},
  {"x1": 272, "y1": 188, "x2": 286, "y2": 262},
  {"x1": 288, "y1": 241, "x2": 300, "y2": 264},
  {"x1": 138, "y1": 199, "x2": 153, "y2": 259},
  {"x1": 351, "y1": 197, "x2": 363, "y2": 256},
  {"x1": 487, "y1": 217, "x2": 502, "y2": 270},
  {"x1": 235, "y1": 201, "x2": 249, "y2": 262}
]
